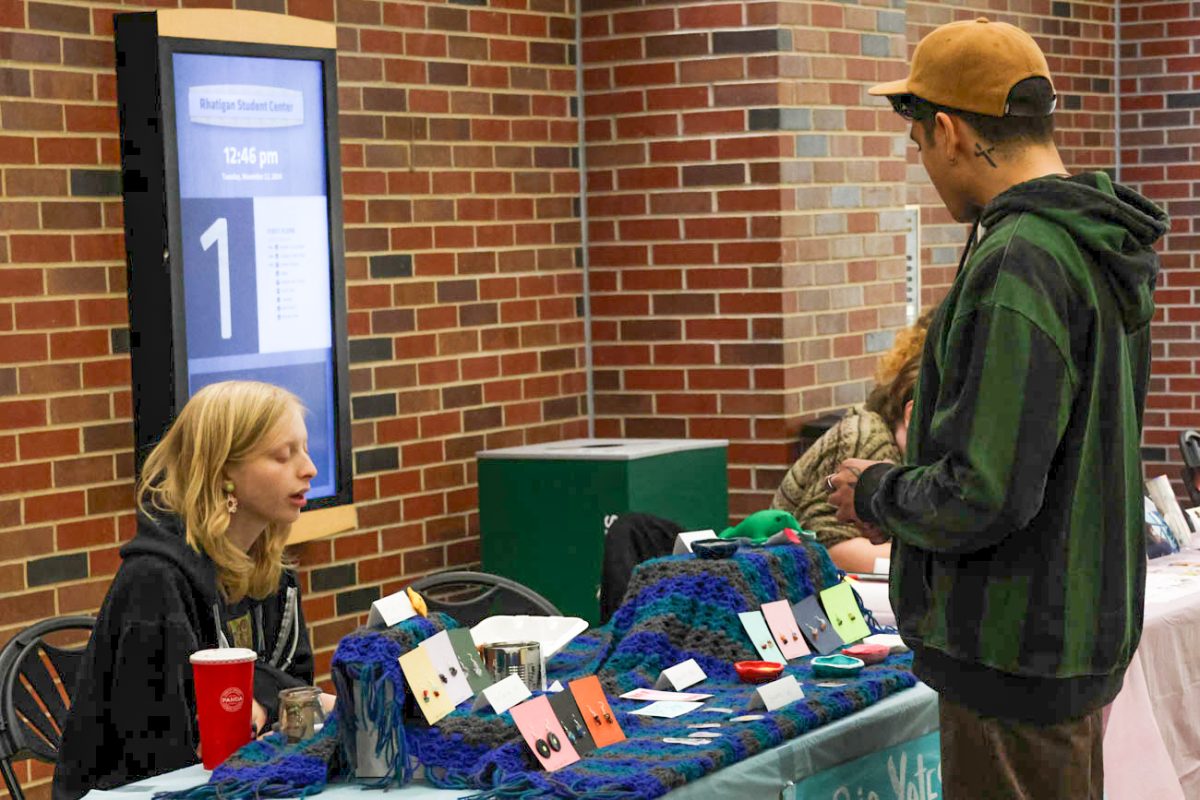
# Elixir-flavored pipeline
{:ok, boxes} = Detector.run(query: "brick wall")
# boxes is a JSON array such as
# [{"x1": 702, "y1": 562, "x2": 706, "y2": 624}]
[
  {"x1": 0, "y1": 0, "x2": 1194, "y2": 796},
  {"x1": 582, "y1": 0, "x2": 910, "y2": 514},
  {"x1": 1118, "y1": 0, "x2": 1200, "y2": 490},
  {"x1": 0, "y1": 1, "x2": 582, "y2": 796}
]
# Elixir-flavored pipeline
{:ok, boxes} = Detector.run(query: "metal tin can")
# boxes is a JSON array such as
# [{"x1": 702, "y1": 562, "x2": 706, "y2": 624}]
[{"x1": 481, "y1": 640, "x2": 542, "y2": 692}]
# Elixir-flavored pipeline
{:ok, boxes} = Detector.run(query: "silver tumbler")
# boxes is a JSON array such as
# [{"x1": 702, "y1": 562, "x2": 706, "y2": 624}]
[{"x1": 481, "y1": 641, "x2": 542, "y2": 692}]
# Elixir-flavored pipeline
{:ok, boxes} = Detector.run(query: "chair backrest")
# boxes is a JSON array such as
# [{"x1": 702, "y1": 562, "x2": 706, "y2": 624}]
[
  {"x1": 0, "y1": 616, "x2": 95, "y2": 769},
  {"x1": 1179, "y1": 432, "x2": 1200, "y2": 508},
  {"x1": 407, "y1": 571, "x2": 560, "y2": 628}
]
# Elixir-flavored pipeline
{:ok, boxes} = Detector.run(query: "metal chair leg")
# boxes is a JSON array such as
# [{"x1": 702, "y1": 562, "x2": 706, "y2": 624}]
[{"x1": 0, "y1": 757, "x2": 26, "y2": 800}]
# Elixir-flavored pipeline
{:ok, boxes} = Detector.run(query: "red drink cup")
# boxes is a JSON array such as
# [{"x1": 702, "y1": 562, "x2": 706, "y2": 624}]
[{"x1": 190, "y1": 647, "x2": 256, "y2": 769}]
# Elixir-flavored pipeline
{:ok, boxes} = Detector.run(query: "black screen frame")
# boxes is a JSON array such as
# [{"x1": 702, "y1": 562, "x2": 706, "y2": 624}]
[{"x1": 117, "y1": 17, "x2": 353, "y2": 512}]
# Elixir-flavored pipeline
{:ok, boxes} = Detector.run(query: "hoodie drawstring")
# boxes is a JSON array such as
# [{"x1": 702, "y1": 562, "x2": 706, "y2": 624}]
[{"x1": 955, "y1": 218, "x2": 980, "y2": 278}]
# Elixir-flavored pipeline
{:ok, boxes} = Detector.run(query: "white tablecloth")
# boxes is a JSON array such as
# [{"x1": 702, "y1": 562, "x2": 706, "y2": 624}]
[{"x1": 1104, "y1": 550, "x2": 1200, "y2": 798}]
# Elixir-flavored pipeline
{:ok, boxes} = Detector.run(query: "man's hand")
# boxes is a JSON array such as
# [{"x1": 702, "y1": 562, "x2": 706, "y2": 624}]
[{"x1": 826, "y1": 458, "x2": 890, "y2": 538}]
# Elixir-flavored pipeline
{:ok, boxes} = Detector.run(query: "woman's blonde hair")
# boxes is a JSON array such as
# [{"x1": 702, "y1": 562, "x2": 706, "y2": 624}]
[
  {"x1": 137, "y1": 380, "x2": 302, "y2": 603},
  {"x1": 865, "y1": 308, "x2": 936, "y2": 431}
]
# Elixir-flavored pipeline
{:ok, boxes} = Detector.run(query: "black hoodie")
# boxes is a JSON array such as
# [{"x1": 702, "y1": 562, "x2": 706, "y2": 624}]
[
  {"x1": 856, "y1": 172, "x2": 1167, "y2": 722},
  {"x1": 52, "y1": 511, "x2": 313, "y2": 800}
]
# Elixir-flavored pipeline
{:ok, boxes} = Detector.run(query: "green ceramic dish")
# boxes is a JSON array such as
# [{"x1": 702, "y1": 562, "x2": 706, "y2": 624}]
[{"x1": 810, "y1": 654, "x2": 865, "y2": 678}]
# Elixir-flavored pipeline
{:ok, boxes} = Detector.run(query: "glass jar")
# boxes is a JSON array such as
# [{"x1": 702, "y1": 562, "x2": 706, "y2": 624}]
[{"x1": 278, "y1": 686, "x2": 325, "y2": 743}]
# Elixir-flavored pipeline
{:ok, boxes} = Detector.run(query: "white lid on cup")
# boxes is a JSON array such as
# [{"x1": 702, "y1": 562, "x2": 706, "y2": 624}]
[{"x1": 190, "y1": 647, "x2": 257, "y2": 664}]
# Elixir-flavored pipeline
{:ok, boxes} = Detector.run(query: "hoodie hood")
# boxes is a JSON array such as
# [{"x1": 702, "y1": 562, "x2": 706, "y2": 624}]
[
  {"x1": 980, "y1": 171, "x2": 1167, "y2": 332},
  {"x1": 121, "y1": 509, "x2": 219, "y2": 605}
]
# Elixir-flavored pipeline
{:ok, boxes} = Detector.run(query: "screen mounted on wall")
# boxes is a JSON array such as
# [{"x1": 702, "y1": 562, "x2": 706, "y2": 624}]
[{"x1": 116, "y1": 11, "x2": 352, "y2": 512}]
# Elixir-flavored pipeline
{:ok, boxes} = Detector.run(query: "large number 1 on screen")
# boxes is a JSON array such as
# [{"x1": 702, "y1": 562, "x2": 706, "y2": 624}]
[{"x1": 199, "y1": 217, "x2": 232, "y2": 340}]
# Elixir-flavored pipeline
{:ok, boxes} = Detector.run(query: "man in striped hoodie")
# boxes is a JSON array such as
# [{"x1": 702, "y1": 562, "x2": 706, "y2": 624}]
[{"x1": 827, "y1": 18, "x2": 1167, "y2": 799}]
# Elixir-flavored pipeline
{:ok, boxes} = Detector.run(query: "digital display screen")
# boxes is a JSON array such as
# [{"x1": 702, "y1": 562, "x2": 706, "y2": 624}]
[{"x1": 171, "y1": 52, "x2": 338, "y2": 501}]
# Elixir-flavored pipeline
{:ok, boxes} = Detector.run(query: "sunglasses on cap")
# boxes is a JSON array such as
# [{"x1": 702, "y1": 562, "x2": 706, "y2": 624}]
[{"x1": 888, "y1": 92, "x2": 1057, "y2": 120}]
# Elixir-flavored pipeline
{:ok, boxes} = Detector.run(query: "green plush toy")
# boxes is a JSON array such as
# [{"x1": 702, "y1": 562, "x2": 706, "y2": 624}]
[{"x1": 718, "y1": 509, "x2": 816, "y2": 545}]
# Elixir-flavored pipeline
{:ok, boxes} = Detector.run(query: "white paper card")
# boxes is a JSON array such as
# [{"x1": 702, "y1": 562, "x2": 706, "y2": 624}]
[
  {"x1": 1147, "y1": 475, "x2": 1192, "y2": 547},
  {"x1": 619, "y1": 688, "x2": 712, "y2": 702},
  {"x1": 654, "y1": 658, "x2": 707, "y2": 691},
  {"x1": 471, "y1": 674, "x2": 531, "y2": 715},
  {"x1": 548, "y1": 680, "x2": 564, "y2": 692},
  {"x1": 673, "y1": 529, "x2": 718, "y2": 554},
  {"x1": 630, "y1": 700, "x2": 704, "y2": 718},
  {"x1": 748, "y1": 675, "x2": 804, "y2": 712},
  {"x1": 872, "y1": 557, "x2": 891, "y2": 574},
  {"x1": 367, "y1": 589, "x2": 416, "y2": 628}
]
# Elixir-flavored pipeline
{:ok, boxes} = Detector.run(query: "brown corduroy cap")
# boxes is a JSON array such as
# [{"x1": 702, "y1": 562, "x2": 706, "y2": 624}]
[{"x1": 869, "y1": 17, "x2": 1054, "y2": 117}]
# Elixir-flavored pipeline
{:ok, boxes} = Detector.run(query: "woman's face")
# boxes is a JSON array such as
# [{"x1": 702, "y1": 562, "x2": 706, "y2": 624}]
[{"x1": 224, "y1": 406, "x2": 317, "y2": 531}]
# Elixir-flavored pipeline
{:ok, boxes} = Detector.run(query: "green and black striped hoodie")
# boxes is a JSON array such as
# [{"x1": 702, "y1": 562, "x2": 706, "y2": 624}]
[{"x1": 855, "y1": 172, "x2": 1167, "y2": 724}]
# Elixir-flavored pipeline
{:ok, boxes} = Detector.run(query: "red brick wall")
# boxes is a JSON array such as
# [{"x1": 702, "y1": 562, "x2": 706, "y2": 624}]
[
  {"x1": 0, "y1": 0, "x2": 1193, "y2": 796},
  {"x1": 0, "y1": 2, "x2": 582, "y2": 796},
  {"x1": 582, "y1": 0, "x2": 911, "y2": 514},
  {"x1": 1118, "y1": 0, "x2": 1200, "y2": 492}
]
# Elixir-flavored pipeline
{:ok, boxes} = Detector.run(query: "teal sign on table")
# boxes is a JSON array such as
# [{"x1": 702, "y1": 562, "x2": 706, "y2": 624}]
[{"x1": 787, "y1": 731, "x2": 942, "y2": 800}]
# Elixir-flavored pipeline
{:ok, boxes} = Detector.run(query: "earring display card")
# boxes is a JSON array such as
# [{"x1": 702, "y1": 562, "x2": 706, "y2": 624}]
[
  {"x1": 547, "y1": 689, "x2": 596, "y2": 755},
  {"x1": 418, "y1": 630, "x2": 473, "y2": 707},
  {"x1": 737, "y1": 610, "x2": 782, "y2": 662},
  {"x1": 568, "y1": 676, "x2": 626, "y2": 748},
  {"x1": 819, "y1": 582, "x2": 871, "y2": 645},
  {"x1": 790, "y1": 594, "x2": 844, "y2": 655},
  {"x1": 760, "y1": 600, "x2": 811, "y2": 660},
  {"x1": 446, "y1": 628, "x2": 493, "y2": 694},
  {"x1": 398, "y1": 647, "x2": 455, "y2": 725},
  {"x1": 510, "y1": 695, "x2": 580, "y2": 772}
]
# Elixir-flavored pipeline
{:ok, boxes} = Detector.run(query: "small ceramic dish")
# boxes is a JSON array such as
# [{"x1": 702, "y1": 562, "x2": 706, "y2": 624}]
[
  {"x1": 841, "y1": 643, "x2": 889, "y2": 665},
  {"x1": 692, "y1": 540, "x2": 739, "y2": 560},
  {"x1": 734, "y1": 660, "x2": 785, "y2": 683},
  {"x1": 810, "y1": 654, "x2": 865, "y2": 678}
]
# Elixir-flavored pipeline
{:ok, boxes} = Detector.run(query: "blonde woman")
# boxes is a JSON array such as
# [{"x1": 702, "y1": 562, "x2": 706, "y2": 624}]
[{"x1": 55, "y1": 381, "x2": 323, "y2": 800}]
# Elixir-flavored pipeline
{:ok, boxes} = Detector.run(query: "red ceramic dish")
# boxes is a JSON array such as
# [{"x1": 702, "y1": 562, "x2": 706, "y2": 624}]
[
  {"x1": 841, "y1": 643, "x2": 890, "y2": 665},
  {"x1": 734, "y1": 660, "x2": 785, "y2": 683}
]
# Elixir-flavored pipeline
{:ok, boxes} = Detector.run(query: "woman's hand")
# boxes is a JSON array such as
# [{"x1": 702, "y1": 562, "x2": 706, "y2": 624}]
[
  {"x1": 319, "y1": 692, "x2": 336, "y2": 715},
  {"x1": 827, "y1": 458, "x2": 886, "y2": 528},
  {"x1": 252, "y1": 698, "x2": 268, "y2": 738}
]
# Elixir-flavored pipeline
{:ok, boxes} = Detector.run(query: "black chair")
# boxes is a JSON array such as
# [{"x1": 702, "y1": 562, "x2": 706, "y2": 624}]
[
  {"x1": 407, "y1": 571, "x2": 561, "y2": 628},
  {"x1": 599, "y1": 512, "x2": 681, "y2": 624},
  {"x1": 0, "y1": 616, "x2": 95, "y2": 800},
  {"x1": 1180, "y1": 430, "x2": 1200, "y2": 508}
]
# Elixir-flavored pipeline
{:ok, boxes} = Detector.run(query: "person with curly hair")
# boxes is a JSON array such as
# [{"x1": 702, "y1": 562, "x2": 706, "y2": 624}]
[{"x1": 770, "y1": 310, "x2": 932, "y2": 573}]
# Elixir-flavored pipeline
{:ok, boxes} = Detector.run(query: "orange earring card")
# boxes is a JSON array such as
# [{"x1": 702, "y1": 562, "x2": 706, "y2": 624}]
[{"x1": 567, "y1": 675, "x2": 625, "y2": 748}]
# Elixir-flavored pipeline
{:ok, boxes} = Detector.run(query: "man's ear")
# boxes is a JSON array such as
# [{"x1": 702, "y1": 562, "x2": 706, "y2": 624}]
[
  {"x1": 933, "y1": 110, "x2": 960, "y2": 163},
  {"x1": 904, "y1": 399, "x2": 914, "y2": 426}
]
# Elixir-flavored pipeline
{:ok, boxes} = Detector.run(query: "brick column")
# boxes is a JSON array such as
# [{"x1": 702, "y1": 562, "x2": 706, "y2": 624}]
[
  {"x1": 582, "y1": 0, "x2": 909, "y2": 516},
  {"x1": 1118, "y1": 1, "x2": 1200, "y2": 491}
]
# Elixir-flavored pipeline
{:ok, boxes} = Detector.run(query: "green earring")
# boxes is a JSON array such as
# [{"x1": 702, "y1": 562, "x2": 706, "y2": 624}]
[{"x1": 222, "y1": 480, "x2": 235, "y2": 493}]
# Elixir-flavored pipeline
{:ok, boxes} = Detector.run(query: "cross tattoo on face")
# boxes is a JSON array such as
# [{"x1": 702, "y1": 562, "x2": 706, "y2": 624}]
[{"x1": 974, "y1": 142, "x2": 998, "y2": 168}]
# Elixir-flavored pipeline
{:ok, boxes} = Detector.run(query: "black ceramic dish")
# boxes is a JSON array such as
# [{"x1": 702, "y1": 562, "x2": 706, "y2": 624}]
[{"x1": 692, "y1": 539, "x2": 739, "y2": 559}]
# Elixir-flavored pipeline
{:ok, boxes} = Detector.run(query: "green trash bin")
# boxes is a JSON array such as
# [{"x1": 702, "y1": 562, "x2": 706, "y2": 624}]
[{"x1": 478, "y1": 438, "x2": 729, "y2": 624}]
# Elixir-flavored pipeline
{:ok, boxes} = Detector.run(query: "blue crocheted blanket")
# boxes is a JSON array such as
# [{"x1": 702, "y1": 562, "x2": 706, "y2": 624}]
[{"x1": 158, "y1": 545, "x2": 917, "y2": 800}]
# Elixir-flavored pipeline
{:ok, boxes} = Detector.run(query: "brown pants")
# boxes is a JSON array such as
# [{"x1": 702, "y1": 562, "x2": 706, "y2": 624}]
[{"x1": 939, "y1": 697, "x2": 1104, "y2": 800}]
